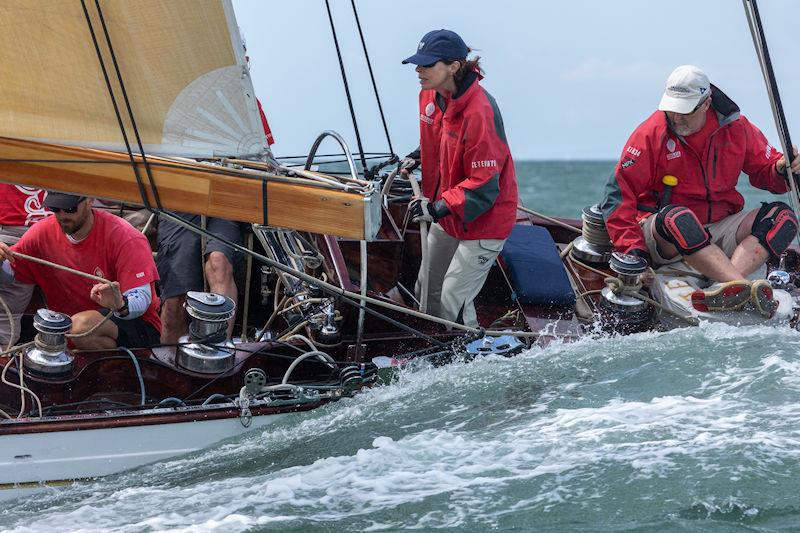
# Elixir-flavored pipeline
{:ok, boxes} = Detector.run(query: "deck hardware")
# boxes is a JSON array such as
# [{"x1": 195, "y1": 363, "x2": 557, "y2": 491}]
[
  {"x1": 176, "y1": 291, "x2": 237, "y2": 374},
  {"x1": 25, "y1": 309, "x2": 74, "y2": 375}
]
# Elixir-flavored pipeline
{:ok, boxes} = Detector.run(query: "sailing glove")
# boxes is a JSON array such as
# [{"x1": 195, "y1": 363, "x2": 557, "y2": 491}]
[
  {"x1": 410, "y1": 198, "x2": 450, "y2": 223},
  {"x1": 400, "y1": 148, "x2": 421, "y2": 174}
]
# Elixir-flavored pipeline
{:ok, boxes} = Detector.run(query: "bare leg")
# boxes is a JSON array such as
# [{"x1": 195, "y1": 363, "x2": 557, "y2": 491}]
[
  {"x1": 730, "y1": 235, "x2": 770, "y2": 277},
  {"x1": 730, "y1": 208, "x2": 771, "y2": 277},
  {"x1": 70, "y1": 310, "x2": 118, "y2": 350},
  {"x1": 653, "y1": 230, "x2": 745, "y2": 282},
  {"x1": 160, "y1": 295, "x2": 188, "y2": 344},
  {"x1": 204, "y1": 251, "x2": 237, "y2": 338}
]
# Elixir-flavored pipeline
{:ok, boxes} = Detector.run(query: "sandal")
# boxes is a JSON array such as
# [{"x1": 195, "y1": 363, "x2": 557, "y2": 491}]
[{"x1": 691, "y1": 280, "x2": 752, "y2": 312}]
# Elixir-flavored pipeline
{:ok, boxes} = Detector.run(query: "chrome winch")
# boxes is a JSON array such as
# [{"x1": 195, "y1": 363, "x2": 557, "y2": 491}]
[
  {"x1": 599, "y1": 252, "x2": 653, "y2": 333},
  {"x1": 570, "y1": 204, "x2": 614, "y2": 266},
  {"x1": 177, "y1": 291, "x2": 236, "y2": 374},
  {"x1": 25, "y1": 309, "x2": 74, "y2": 375}
]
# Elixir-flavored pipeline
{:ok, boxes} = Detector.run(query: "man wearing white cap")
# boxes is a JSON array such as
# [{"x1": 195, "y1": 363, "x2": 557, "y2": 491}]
[{"x1": 601, "y1": 65, "x2": 800, "y2": 318}]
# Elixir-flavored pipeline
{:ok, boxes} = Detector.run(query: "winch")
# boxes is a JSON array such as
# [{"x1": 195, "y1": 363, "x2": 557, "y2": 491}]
[
  {"x1": 599, "y1": 252, "x2": 653, "y2": 333},
  {"x1": 25, "y1": 309, "x2": 73, "y2": 375},
  {"x1": 177, "y1": 291, "x2": 236, "y2": 374},
  {"x1": 570, "y1": 204, "x2": 614, "y2": 266}
]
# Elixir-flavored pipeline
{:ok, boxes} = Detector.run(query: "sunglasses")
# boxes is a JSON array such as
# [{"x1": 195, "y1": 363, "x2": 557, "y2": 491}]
[
  {"x1": 50, "y1": 206, "x2": 79, "y2": 214},
  {"x1": 50, "y1": 202, "x2": 87, "y2": 214}
]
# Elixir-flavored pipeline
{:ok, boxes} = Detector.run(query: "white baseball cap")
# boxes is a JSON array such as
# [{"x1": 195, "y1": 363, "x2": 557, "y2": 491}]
[{"x1": 658, "y1": 65, "x2": 711, "y2": 114}]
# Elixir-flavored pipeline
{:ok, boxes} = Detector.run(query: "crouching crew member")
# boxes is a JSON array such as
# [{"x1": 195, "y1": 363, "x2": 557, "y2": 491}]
[
  {"x1": 601, "y1": 65, "x2": 800, "y2": 318},
  {"x1": 0, "y1": 193, "x2": 161, "y2": 349},
  {"x1": 402, "y1": 29, "x2": 518, "y2": 327}
]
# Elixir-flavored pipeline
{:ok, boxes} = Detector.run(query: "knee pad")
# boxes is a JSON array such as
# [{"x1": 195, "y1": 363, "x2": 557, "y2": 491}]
[
  {"x1": 654, "y1": 204, "x2": 711, "y2": 255},
  {"x1": 752, "y1": 201, "x2": 798, "y2": 257}
]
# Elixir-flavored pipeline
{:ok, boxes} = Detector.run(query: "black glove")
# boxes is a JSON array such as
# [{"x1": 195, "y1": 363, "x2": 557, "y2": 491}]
[
  {"x1": 400, "y1": 148, "x2": 421, "y2": 174},
  {"x1": 400, "y1": 156, "x2": 420, "y2": 174},
  {"x1": 409, "y1": 198, "x2": 450, "y2": 223}
]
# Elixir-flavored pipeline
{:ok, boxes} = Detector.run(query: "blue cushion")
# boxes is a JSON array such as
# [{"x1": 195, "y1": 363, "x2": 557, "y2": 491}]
[{"x1": 500, "y1": 224, "x2": 576, "y2": 307}]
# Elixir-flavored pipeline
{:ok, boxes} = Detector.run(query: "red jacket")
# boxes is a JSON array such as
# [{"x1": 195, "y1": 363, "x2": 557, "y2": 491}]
[
  {"x1": 418, "y1": 73, "x2": 518, "y2": 240},
  {"x1": 601, "y1": 86, "x2": 786, "y2": 254}
]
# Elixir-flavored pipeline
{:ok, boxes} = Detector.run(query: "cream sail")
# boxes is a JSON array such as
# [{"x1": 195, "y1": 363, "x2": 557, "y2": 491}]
[
  {"x1": 0, "y1": 0, "x2": 379, "y2": 240},
  {"x1": 0, "y1": 0, "x2": 265, "y2": 158}
]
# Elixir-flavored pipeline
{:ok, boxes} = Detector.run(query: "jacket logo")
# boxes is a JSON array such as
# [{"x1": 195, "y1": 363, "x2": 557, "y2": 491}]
[
  {"x1": 621, "y1": 158, "x2": 635, "y2": 169},
  {"x1": 471, "y1": 160, "x2": 497, "y2": 169},
  {"x1": 425, "y1": 102, "x2": 435, "y2": 117},
  {"x1": 626, "y1": 146, "x2": 641, "y2": 157},
  {"x1": 766, "y1": 143, "x2": 774, "y2": 159},
  {"x1": 419, "y1": 113, "x2": 433, "y2": 125},
  {"x1": 666, "y1": 138, "x2": 681, "y2": 160}
]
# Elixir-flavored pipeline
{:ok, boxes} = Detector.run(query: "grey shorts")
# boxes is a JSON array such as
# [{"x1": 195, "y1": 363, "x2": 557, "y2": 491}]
[
  {"x1": 641, "y1": 208, "x2": 751, "y2": 265},
  {"x1": 156, "y1": 212, "x2": 244, "y2": 300}
]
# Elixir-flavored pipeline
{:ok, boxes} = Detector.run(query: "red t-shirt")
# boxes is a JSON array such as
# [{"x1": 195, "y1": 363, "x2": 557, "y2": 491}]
[
  {"x1": 11, "y1": 209, "x2": 161, "y2": 332},
  {"x1": 0, "y1": 185, "x2": 50, "y2": 226}
]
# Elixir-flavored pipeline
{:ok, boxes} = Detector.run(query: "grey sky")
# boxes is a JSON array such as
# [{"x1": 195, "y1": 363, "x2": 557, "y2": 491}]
[{"x1": 234, "y1": 0, "x2": 798, "y2": 160}]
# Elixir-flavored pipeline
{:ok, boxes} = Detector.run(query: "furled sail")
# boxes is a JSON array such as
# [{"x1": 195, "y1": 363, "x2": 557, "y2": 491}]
[
  {"x1": 0, "y1": 0, "x2": 265, "y2": 158},
  {"x1": 0, "y1": 0, "x2": 381, "y2": 240}
]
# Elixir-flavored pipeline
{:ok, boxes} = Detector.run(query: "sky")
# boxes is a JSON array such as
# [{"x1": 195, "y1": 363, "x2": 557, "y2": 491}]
[{"x1": 233, "y1": 0, "x2": 799, "y2": 161}]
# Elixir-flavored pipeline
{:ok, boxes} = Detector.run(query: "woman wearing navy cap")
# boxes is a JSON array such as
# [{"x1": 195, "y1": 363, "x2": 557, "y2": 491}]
[{"x1": 402, "y1": 29, "x2": 518, "y2": 327}]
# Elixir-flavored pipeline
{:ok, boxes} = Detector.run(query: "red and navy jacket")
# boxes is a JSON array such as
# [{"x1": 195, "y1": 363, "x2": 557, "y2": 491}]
[
  {"x1": 601, "y1": 85, "x2": 786, "y2": 254},
  {"x1": 418, "y1": 71, "x2": 518, "y2": 240}
]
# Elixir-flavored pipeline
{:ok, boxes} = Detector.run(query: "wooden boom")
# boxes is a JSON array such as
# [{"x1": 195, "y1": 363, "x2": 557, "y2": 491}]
[{"x1": 0, "y1": 137, "x2": 379, "y2": 241}]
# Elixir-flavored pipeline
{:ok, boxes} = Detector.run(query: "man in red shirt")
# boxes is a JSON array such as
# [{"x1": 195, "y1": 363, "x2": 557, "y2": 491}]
[
  {"x1": 601, "y1": 65, "x2": 800, "y2": 318},
  {"x1": 0, "y1": 193, "x2": 161, "y2": 349},
  {"x1": 0, "y1": 184, "x2": 49, "y2": 346}
]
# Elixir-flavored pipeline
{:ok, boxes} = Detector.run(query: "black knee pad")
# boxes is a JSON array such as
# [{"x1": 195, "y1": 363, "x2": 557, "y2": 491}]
[
  {"x1": 654, "y1": 204, "x2": 711, "y2": 255},
  {"x1": 752, "y1": 201, "x2": 798, "y2": 257}
]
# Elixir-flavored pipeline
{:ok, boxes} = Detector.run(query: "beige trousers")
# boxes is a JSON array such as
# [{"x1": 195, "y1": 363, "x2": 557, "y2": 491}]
[
  {"x1": 415, "y1": 223, "x2": 505, "y2": 327},
  {"x1": 0, "y1": 225, "x2": 35, "y2": 346}
]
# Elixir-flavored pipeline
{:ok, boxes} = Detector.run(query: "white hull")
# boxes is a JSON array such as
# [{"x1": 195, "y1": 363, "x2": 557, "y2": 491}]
[{"x1": 0, "y1": 409, "x2": 288, "y2": 502}]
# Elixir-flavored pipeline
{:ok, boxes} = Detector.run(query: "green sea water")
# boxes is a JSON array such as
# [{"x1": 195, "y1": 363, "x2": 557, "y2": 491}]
[{"x1": 2, "y1": 162, "x2": 799, "y2": 532}]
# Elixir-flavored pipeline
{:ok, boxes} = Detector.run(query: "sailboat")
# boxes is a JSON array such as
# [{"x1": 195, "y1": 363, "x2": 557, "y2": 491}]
[
  {"x1": 0, "y1": 0, "x2": 579, "y2": 500},
  {"x1": 1, "y1": 0, "x2": 798, "y2": 502}
]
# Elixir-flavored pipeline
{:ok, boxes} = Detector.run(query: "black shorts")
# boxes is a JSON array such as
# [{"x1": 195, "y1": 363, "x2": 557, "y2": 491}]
[
  {"x1": 100, "y1": 309, "x2": 161, "y2": 348},
  {"x1": 156, "y1": 211, "x2": 244, "y2": 300}
]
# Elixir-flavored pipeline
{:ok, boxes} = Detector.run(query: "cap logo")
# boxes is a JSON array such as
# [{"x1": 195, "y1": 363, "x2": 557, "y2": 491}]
[
  {"x1": 418, "y1": 41, "x2": 425, "y2": 50},
  {"x1": 425, "y1": 102, "x2": 435, "y2": 117},
  {"x1": 667, "y1": 85, "x2": 691, "y2": 94},
  {"x1": 699, "y1": 87, "x2": 707, "y2": 94}
]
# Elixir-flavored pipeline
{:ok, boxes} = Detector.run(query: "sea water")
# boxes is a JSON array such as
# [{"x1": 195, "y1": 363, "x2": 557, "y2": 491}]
[{"x1": 2, "y1": 161, "x2": 798, "y2": 532}]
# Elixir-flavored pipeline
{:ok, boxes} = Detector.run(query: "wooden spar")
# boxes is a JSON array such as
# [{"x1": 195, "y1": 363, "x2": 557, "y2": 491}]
[{"x1": 0, "y1": 137, "x2": 378, "y2": 241}]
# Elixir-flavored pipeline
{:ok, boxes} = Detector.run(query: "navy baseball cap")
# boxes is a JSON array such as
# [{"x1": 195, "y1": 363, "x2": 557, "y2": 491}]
[
  {"x1": 44, "y1": 192, "x2": 86, "y2": 210},
  {"x1": 402, "y1": 29, "x2": 469, "y2": 65}
]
